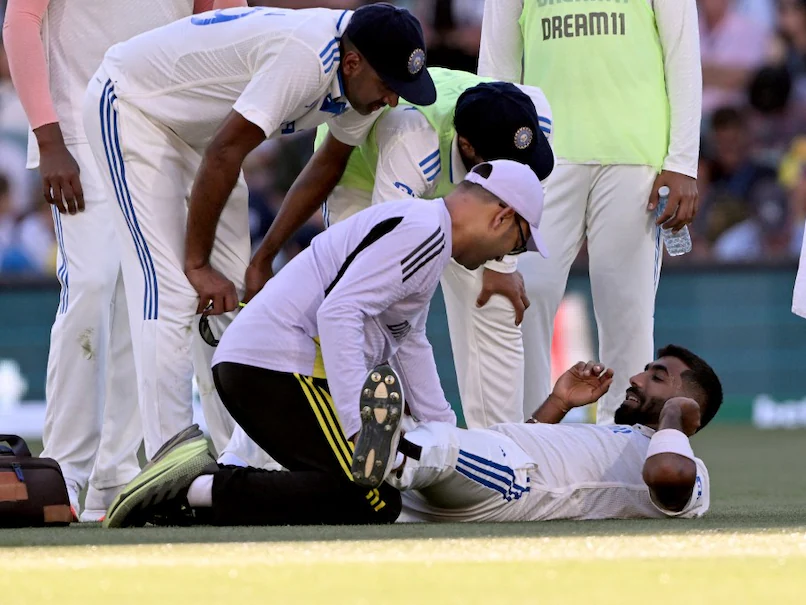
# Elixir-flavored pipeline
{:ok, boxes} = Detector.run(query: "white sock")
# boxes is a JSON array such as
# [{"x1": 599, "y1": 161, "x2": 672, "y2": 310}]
[{"x1": 186, "y1": 475, "x2": 213, "y2": 507}]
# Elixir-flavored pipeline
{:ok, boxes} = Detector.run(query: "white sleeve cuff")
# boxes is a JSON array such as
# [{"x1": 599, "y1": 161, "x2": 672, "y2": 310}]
[
  {"x1": 661, "y1": 159, "x2": 698, "y2": 180},
  {"x1": 483, "y1": 256, "x2": 518, "y2": 274}
]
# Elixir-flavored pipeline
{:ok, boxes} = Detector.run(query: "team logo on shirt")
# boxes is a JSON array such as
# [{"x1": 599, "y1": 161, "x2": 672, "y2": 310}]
[
  {"x1": 408, "y1": 49, "x2": 426, "y2": 75},
  {"x1": 514, "y1": 127, "x2": 534, "y2": 150},
  {"x1": 386, "y1": 321, "x2": 411, "y2": 341}
]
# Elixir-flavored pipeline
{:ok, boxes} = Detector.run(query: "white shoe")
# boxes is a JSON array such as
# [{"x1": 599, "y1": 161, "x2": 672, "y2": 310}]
[
  {"x1": 79, "y1": 483, "x2": 126, "y2": 523},
  {"x1": 65, "y1": 479, "x2": 80, "y2": 522}
]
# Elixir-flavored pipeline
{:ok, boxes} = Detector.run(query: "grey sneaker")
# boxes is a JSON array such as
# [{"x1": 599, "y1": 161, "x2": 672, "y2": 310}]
[
  {"x1": 103, "y1": 428, "x2": 217, "y2": 528},
  {"x1": 351, "y1": 364, "x2": 404, "y2": 488}
]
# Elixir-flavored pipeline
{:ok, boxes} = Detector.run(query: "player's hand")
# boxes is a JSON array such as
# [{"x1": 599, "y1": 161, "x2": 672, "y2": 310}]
[
  {"x1": 659, "y1": 397, "x2": 701, "y2": 437},
  {"x1": 477, "y1": 269, "x2": 530, "y2": 325},
  {"x1": 551, "y1": 361, "x2": 615, "y2": 409},
  {"x1": 37, "y1": 135, "x2": 85, "y2": 215},
  {"x1": 647, "y1": 170, "x2": 698, "y2": 233},
  {"x1": 186, "y1": 264, "x2": 239, "y2": 315},
  {"x1": 244, "y1": 261, "x2": 274, "y2": 303}
]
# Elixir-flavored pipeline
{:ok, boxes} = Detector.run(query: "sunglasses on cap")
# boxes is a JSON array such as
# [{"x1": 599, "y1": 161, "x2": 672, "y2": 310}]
[{"x1": 199, "y1": 301, "x2": 246, "y2": 347}]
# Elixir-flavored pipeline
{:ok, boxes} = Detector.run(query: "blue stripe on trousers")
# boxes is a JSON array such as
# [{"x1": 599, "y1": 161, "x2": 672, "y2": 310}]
[
  {"x1": 455, "y1": 464, "x2": 512, "y2": 501},
  {"x1": 51, "y1": 206, "x2": 69, "y2": 314},
  {"x1": 99, "y1": 80, "x2": 159, "y2": 320},
  {"x1": 457, "y1": 455, "x2": 529, "y2": 497}
]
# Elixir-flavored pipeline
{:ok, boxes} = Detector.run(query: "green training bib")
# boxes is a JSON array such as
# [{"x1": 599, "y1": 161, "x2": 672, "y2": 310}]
[{"x1": 519, "y1": 0, "x2": 669, "y2": 168}]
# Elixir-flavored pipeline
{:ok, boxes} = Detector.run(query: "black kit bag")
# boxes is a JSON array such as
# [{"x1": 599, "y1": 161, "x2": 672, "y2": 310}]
[{"x1": 0, "y1": 434, "x2": 72, "y2": 527}]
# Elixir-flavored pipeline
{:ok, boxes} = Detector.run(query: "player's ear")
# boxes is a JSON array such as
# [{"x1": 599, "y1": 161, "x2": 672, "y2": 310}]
[
  {"x1": 492, "y1": 204, "x2": 514, "y2": 229},
  {"x1": 340, "y1": 49, "x2": 362, "y2": 77},
  {"x1": 457, "y1": 136, "x2": 476, "y2": 163}
]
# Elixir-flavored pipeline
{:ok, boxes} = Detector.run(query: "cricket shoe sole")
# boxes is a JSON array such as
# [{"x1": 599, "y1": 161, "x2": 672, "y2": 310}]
[{"x1": 350, "y1": 364, "x2": 404, "y2": 488}]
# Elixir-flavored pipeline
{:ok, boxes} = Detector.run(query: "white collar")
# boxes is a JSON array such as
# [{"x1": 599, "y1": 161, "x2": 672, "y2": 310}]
[
  {"x1": 633, "y1": 424, "x2": 656, "y2": 438},
  {"x1": 330, "y1": 11, "x2": 352, "y2": 101}
]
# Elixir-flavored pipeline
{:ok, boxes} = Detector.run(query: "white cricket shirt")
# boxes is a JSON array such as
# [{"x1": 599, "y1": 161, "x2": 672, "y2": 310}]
[
  {"x1": 491, "y1": 422, "x2": 710, "y2": 520},
  {"x1": 102, "y1": 6, "x2": 379, "y2": 150},
  {"x1": 400, "y1": 422, "x2": 709, "y2": 522},
  {"x1": 213, "y1": 198, "x2": 456, "y2": 438},
  {"x1": 28, "y1": 0, "x2": 194, "y2": 163}
]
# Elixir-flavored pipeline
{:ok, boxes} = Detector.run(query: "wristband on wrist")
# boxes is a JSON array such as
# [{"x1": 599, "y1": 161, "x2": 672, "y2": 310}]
[{"x1": 645, "y1": 428, "x2": 695, "y2": 462}]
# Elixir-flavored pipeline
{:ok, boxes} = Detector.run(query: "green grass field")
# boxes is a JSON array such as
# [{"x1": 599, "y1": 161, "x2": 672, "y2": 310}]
[{"x1": 3, "y1": 427, "x2": 806, "y2": 604}]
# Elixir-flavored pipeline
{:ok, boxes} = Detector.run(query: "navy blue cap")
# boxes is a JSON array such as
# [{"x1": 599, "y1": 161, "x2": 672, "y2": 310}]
[
  {"x1": 454, "y1": 82, "x2": 555, "y2": 181},
  {"x1": 346, "y1": 3, "x2": 436, "y2": 106}
]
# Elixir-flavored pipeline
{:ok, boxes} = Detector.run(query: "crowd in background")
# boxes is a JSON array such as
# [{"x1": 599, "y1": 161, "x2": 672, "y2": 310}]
[{"x1": 1, "y1": 0, "x2": 805, "y2": 276}]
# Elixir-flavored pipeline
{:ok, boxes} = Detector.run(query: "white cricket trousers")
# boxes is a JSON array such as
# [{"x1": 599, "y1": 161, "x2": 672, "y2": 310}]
[
  {"x1": 793, "y1": 231, "x2": 806, "y2": 319},
  {"x1": 520, "y1": 164, "x2": 661, "y2": 424},
  {"x1": 328, "y1": 200, "x2": 525, "y2": 428},
  {"x1": 41, "y1": 142, "x2": 142, "y2": 511},
  {"x1": 440, "y1": 261, "x2": 524, "y2": 427},
  {"x1": 391, "y1": 421, "x2": 534, "y2": 523},
  {"x1": 82, "y1": 70, "x2": 241, "y2": 458}
]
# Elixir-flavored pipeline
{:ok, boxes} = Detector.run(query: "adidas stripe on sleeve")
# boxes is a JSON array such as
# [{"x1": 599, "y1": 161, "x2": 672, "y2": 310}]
[{"x1": 372, "y1": 106, "x2": 441, "y2": 205}]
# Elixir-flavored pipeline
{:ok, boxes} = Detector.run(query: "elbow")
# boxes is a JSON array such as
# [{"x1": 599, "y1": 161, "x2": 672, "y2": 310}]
[
  {"x1": 643, "y1": 455, "x2": 696, "y2": 492},
  {"x1": 316, "y1": 300, "x2": 353, "y2": 327},
  {"x1": 203, "y1": 139, "x2": 243, "y2": 172}
]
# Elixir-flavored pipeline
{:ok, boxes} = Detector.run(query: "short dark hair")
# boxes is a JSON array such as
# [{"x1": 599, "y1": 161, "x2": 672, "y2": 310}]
[
  {"x1": 657, "y1": 344, "x2": 723, "y2": 430},
  {"x1": 454, "y1": 178, "x2": 500, "y2": 205}
]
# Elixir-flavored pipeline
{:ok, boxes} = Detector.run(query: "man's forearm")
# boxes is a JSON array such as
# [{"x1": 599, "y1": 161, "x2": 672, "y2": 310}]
[
  {"x1": 528, "y1": 393, "x2": 568, "y2": 424},
  {"x1": 185, "y1": 146, "x2": 242, "y2": 271},
  {"x1": 251, "y1": 138, "x2": 352, "y2": 269},
  {"x1": 642, "y1": 406, "x2": 697, "y2": 512}
]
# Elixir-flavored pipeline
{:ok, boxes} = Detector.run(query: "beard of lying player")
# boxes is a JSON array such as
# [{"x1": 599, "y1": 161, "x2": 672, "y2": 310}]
[{"x1": 613, "y1": 384, "x2": 669, "y2": 426}]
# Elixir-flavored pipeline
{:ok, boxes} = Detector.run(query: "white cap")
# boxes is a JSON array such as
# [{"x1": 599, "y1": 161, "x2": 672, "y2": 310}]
[{"x1": 463, "y1": 160, "x2": 549, "y2": 258}]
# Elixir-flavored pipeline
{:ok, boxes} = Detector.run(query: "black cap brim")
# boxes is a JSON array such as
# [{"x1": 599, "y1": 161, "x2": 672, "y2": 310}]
[
  {"x1": 526, "y1": 127, "x2": 555, "y2": 181},
  {"x1": 378, "y1": 68, "x2": 437, "y2": 106}
]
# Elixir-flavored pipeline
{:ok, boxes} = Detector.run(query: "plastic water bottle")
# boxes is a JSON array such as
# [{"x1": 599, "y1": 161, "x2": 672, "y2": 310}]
[{"x1": 656, "y1": 186, "x2": 692, "y2": 256}]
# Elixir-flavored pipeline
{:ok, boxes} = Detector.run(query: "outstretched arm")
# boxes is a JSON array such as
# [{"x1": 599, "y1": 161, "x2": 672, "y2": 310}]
[
  {"x1": 185, "y1": 39, "x2": 327, "y2": 313},
  {"x1": 528, "y1": 361, "x2": 614, "y2": 424},
  {"x1": 247, "y1": 133, "x2": 355, "y2": 299},
  {"x1": 642, "y1": 397, "x2": 700, "y2": 513},
  {"x1": 185, "y1": 111, "x2": 265, "y2": 315}
]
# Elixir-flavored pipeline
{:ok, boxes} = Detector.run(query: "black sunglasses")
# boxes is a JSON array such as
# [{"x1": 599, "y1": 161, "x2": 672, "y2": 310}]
[
  {"x1": 199, "y1": 301, "x2": 246, "y2": 347},
  {"x1": 511, "y1": 217, "x2": 529, "y2": 255},
  {"x1": 499, "y1": 203, "x2": 529, "y2": 255}
]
